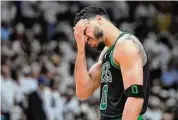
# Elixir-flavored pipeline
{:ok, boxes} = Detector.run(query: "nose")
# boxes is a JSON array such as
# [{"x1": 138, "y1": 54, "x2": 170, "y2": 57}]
[
  {"x1": 90, "y1": 43, "x2": 97, "y2": 48},
  {"x1": 87, "y1": 40, "x2": 92, "y2": 46},
  {"x1": 92, "y1": 44, "x2": 97, "y2": 47},
  {"x1": 89, "y1": 43, "x2": 94, "y2": 47}
]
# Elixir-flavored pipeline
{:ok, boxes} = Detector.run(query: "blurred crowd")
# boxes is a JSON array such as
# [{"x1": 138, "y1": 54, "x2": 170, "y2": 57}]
[{"x1": 1, "y1": 1, "x2": 178, "y2": 120}]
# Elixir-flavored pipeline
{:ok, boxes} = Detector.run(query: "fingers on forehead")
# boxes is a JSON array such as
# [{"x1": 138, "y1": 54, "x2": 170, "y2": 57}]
[
  {"x1": 76, "y1": 19, "x2": 88, "y2": 26},
  {"x1": 75, "y1": 19, "x2": 83, "y2": 26}
]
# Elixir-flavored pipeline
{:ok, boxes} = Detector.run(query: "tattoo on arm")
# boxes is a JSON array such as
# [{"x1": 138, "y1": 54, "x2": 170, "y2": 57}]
[{"x1": 124, "y1": 34, "x2": 147, "y2": 66}]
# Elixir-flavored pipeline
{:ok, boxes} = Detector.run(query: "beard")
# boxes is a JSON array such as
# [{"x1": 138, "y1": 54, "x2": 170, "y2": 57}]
[
  {"x1": 93, "y1": 26, "x2": 105, "y2": 51},
  {"x1": 96, "y1": 41, "x2": 105, "y2": 51}
]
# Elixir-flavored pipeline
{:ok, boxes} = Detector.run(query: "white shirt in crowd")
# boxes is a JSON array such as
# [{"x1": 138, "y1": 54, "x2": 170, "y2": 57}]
[
  {"x1": 43, "y1": 88, "x2": 65, "y2": 120},
  {"x1": 63, "y1": 96, "x2": 81, "y2": 115},
  {"x1": 19, "y1": 76, "x2": 38, "y2": 95},
  {"x1": 1, "y1": 76, "x2": 22, "y2": 113}
]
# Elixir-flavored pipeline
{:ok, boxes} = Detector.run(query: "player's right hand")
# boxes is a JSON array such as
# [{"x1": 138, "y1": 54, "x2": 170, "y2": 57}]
[{"x1": 73, "y1": 19, "x2": 89, "y2": 51}]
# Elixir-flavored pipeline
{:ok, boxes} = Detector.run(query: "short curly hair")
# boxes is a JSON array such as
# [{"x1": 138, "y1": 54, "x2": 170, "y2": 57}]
[{"x1": 74, "y1": 5, "x2": 110, "y2": 25}]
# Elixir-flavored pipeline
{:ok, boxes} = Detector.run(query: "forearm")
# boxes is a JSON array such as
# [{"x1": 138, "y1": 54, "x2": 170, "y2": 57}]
[
  {"x1": 74, "y1": 49, "x2": 92, "y2": 99},
  {"x1": 122, "y1": 97, "x2": 144, "y2": 120}
]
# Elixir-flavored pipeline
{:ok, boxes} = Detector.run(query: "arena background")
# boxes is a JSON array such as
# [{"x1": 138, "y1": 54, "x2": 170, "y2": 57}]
[{"x1": 1, "y1": 1, "x2": 178, "y2": 120}]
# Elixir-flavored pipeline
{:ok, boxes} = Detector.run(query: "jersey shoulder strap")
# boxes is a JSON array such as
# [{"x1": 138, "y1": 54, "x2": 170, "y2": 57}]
[
  {"x1": 109, "y1": 32, "x2": 130, "y2": 69},
  {"x1": 111, "y1": 32, "x2": 128, "y2": 50}
]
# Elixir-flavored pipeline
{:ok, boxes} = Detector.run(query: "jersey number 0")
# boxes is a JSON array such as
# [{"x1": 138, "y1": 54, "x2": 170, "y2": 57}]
[{"x1": 100, "y1": 85, "x2": 108, "y2": 110}]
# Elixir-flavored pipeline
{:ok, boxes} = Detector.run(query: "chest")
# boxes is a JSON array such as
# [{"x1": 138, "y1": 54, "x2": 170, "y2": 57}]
[{"x1": 101, "y1": 50, "x2": 122, "y2": 84}]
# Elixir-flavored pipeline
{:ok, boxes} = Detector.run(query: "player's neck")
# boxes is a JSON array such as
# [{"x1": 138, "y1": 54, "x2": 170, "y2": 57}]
[{"x1": 103, "y1": 24, "x2": 120, "y2": 48}]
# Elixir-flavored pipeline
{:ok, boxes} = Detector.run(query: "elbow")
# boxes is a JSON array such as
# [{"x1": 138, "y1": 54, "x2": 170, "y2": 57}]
[
  {"x1": 76, "y1": 90, "x2": 90, "y2": 100},
  {"x1": 122, "y1": 97, "x2": 144, "y2": 119},
  {"x1": 75, "y1": 80, "x2": 93, "y2": 100},
  {"x1": 125, "y1": 97, "x2": 144, "y2": 112}
]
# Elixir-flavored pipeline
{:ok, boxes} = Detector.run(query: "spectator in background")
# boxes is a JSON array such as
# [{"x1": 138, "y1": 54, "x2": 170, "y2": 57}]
[
  {"x1": 43, "y1": 79, "x2": 64, "y2": 120},
  {"x1": 1, "y1": 65, "x2": 21, "y2": 120},
  {"x1": 20, "y1": 66, "x2": 38, "y2": 95},
  {"x1": 162, "y1": 110, "x2": 174, "y2": 120},
  {"x1": 11, "y1": 70, "x2": 25, "y2": 120},
  {"x1": 9, "y1": 22, "x2": 31, "y2": 56},
  {"x1": 21, "y1": 1, "x2": 40, "y2": 28},
  {"x1": 1, "y1": 1, "x2": 178, "y2": 120},
  {"x1": 156, "y1": 2, "x2": 172, "y2": 33},
  {"x1": 134, "y1": 2, "x2": 151, "y2": 42},
  {"x1": 144, "y1": 96, "x2": 163, "y2": 120},
  {"x1": 1, "y1": 22, "x2": 12, "y2": 41},
  {"x1": 161, "y1": 58, "x2": 178, "y2": 89},
  {"x1": 39, "y1": 64, "x2": 53, "y2": 86},
  {"x1": 26, "y1": 76, "x2": 48, "y2": 120},
  {"x1": 1, "y1": 1, "x2": 17, "y2": 24},
  {"x1": 10, "y1": 23, "x2": 26, "y2": 42},
  {"x1": 63, "y1": 86, "x2": 81, "y2": 118}
]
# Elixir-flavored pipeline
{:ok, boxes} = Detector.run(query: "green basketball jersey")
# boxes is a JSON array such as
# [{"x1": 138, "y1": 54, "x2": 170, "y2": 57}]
[{"x1": 100, "y1": 32, "x2": 150, "y2": 120}]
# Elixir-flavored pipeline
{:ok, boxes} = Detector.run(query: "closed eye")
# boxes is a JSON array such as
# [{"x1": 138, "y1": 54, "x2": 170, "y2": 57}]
[{"x1": 87, "y1": 37, "x2": 92, "y2": 44}]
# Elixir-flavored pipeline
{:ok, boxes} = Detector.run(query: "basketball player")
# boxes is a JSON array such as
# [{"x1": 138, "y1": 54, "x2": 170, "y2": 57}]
[{"x1": 73, "y1": 5, "x2": 150, "y2": 120}]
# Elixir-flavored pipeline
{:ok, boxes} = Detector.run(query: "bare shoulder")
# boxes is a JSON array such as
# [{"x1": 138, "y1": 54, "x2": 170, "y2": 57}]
[{"x1": 115, "y1": 34, "x2": 147, "y2": 66}]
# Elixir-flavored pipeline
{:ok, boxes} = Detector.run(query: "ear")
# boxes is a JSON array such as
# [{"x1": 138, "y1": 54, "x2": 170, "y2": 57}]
[{"x1": 96, "y1": 15, "x2": 103, "y2": 24}]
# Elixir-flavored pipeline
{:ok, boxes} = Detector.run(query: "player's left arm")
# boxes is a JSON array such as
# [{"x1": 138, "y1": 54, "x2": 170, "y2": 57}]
[{"x1": 114, "y1": 36, "x2": 144, "y2": 120}]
